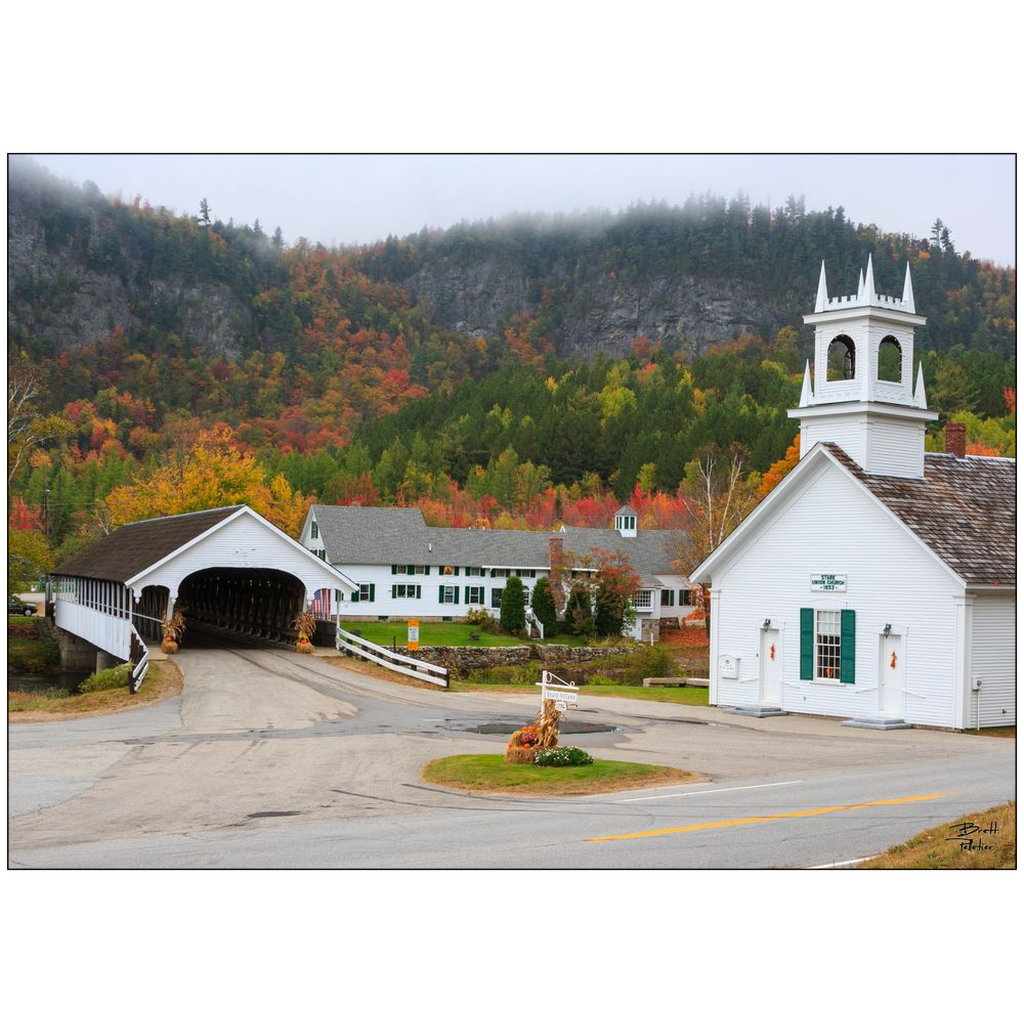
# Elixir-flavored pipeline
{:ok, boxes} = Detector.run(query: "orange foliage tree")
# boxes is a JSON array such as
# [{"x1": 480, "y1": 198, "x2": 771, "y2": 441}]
[{"x1": 755, "y1": 434, "x2": 800, "y2": 501}]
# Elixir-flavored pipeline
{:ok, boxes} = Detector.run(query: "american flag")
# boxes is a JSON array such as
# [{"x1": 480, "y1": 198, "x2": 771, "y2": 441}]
[{"x1": 311, "y1": 589, "x2": 332, "y2": 620}]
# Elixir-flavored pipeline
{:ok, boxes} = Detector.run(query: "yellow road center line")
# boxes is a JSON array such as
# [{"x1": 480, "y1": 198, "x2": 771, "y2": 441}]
[{"x1": 589, "y1": 793, "x2": 948, "y2": 843}]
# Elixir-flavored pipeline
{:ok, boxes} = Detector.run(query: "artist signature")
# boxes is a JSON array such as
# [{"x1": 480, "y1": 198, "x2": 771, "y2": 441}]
[{"x1": 946, "y1": 820, "x2": 999, "y2": 852}]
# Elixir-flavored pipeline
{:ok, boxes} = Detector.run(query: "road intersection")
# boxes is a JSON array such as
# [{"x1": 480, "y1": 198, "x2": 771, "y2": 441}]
[{"x1": 8, "y1": 645, "x2": 1014, "y2": 868}]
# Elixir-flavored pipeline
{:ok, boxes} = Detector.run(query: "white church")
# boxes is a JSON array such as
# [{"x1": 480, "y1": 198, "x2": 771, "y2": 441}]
[{"x1": 693, "y1": 256, "x2": 1015, "y2": 731}]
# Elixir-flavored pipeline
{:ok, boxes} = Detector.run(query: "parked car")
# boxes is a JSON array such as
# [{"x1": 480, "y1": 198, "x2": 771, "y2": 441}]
[{"x1": 8, "y1": 596, "x2": 37, "y2": 616}]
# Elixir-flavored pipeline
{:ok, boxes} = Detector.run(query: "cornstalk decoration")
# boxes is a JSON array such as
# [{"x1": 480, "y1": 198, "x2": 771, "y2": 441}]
[
  {"x1": 294, "y1": 608, "x2": 317, "y2": 653},
  {"x1": 161, "y1": 607, "x2": 186, "y2": 653}
]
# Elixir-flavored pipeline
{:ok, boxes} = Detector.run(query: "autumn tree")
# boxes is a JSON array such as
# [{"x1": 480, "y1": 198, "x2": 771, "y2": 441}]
[
  {"x1": 672, "y1": 444, "x2": 758, "y2": 637},
  {"x1": 103, "y1": 425, "x2": 312, "y2": 534},
  {"x1": 8, "y1": 528, "x2": 52, "y2": 594},
  {"x1": 8, "y1": 363, "x2": 73, "y2": 485},
  {"x1": 755, "y1": 434, "x2": 800, "y2": 500}
]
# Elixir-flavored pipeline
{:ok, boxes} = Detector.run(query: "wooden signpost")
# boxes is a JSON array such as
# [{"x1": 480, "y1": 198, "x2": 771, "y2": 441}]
[{"x1": 537, "y1": 669, "x2": 579, "y2": 712}]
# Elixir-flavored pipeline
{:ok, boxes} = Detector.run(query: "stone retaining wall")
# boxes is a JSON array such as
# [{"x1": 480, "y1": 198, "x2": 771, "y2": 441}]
[{"x1": 413, "y1": 644, "x2": 634, "y2": 674}]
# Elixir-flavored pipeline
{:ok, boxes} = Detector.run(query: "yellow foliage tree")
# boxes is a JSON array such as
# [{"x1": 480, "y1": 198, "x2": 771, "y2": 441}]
[{"x1": 104, "y1": 426, "x2": 311, "y2": 534}]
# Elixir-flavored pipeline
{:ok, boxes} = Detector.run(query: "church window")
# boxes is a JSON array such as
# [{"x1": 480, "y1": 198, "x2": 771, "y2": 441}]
[{"x1": 826, "y1": 336, "x2": 856, "y2": 381}]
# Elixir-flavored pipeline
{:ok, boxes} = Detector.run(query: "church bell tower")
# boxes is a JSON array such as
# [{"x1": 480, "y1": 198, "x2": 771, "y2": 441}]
[{"x1": 788, "y1": 255, "x2": 937, "y2": 478}]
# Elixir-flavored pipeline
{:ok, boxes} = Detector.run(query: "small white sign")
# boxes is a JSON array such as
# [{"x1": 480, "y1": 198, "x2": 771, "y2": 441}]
[
  {"x1": 811, "y1": 573, "x2": 847, "y2": 592},
  {"x1": 719, "y1": 655, "x2": 739, "y2": 679}
]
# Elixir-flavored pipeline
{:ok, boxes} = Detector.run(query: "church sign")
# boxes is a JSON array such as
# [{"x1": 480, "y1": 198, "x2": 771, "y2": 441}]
[{"x1": 811, "y1": 573, "x2": 847, "y2": 592}]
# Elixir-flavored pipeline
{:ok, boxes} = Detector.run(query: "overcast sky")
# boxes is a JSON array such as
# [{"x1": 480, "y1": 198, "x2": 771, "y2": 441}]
[{"x1": 29, "y1": 154, "x2": 1016, "y2": 265}]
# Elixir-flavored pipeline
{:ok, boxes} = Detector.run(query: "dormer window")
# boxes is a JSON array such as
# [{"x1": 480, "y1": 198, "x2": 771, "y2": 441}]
[
  {"x1": 615, "y1": 514, "x2": 636, "y2": 532},
  {"x1": 310, "y1": 520, "x2": 319, "y2": 539}
]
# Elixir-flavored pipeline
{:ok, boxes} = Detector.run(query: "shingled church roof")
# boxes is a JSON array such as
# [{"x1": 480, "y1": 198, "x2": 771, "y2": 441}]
[{"x1": 824, "y1": 444, "x2": 1016, "y2": 586}]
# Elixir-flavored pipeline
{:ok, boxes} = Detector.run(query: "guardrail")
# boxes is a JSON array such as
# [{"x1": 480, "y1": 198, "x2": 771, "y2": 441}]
[
  {"x1": 128, "y1": 623, "x2": 150, "y2": 693},
  {"x1": 336, "y1": 626, "x2": 448, "y2": 687}
]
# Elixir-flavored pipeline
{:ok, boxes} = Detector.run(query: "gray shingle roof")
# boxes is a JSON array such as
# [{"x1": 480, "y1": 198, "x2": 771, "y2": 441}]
[
  {"x1": 560, "y1": 527, "x2": 688, "y2": 587},
  {"x1": 311, "y1": 505, "x2": 690, "y2": 584},
  {"x1": 824, "y1": 444, "x2": 1016, "y2": 585},
  {"x1": 53, "y1": 506, "x2": 243, "y2": 583}
]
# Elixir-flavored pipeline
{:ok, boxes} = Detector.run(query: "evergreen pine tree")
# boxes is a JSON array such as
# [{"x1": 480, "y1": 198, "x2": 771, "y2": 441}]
[
  {"x1": 595, "y1": 577, "x2": 625, "y2": 637},
  {"x1": 499, "y1": 574, "x2": 526, "y2": 635},
  {"x1": 531, "y1": 575, "x2": 558, "y2": 637},
  {"x1": 565, "y1": 582, "x2": 594, "y2": 637}
]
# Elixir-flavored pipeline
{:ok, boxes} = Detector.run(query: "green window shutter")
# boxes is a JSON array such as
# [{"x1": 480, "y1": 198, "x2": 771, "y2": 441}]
[
  {"x1": 391, "y1": 565, "x2": 397, "y2": 575},
  {"x1": 464, "y1": 586, "x2": 470, "y2": 604},
  {"x1": 454, "y1": 587, "x2": 459, "y2": 604},
  {"x1": 351, "y1": 590, "x2": 359, "y2": 603},
  {"x1": 679, "y1": 589, "x2": 685, "y2": 603},
  {"x1": 391, "y1": 585, "x2": 396, "y2": 599},
  {"x1": 840, "y1": 609, "x2": 856, "y2": 684},
  {"x1": 369, "y1": 584, "x2": 375, "y2": 602},
  {"x1": 416, "y1": 586, "x2": 421, "y2": 599},
  {"x1": 800, "y1": 608, "x2": 814, "y2": 680},
  {"x1": 424, "y1": 566, "x2": 430, "y2": 576},
  {"x1": 439, "y1": 585, "x2": 444, "y2": 602}
]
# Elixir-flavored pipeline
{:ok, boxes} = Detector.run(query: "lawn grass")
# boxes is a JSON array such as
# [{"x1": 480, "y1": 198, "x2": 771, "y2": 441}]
[
  {"x1": 857, "y1": 802, "x2": 1015, "y2": 869},
  {"x1": 422, "y1": 753, "x2": 700, "y2": 796},
  {"x1": 8, "y1": 660, "x2": 184, "y2": 719},
  {"x1": 963, "y1": 726, "x2": 1016, "y2": 739},
  {"x1": 450, "y1": 678, "x2": 710, "y2": 706},
  {"x1": 338, "y1": 620, "x2": 591, "y2": 648}
]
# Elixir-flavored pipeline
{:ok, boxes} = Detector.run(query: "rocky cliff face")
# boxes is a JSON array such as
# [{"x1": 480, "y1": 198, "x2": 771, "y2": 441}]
[
  {"x1": 7, "y1": 179, "x2": 251, "y2": 360},
  {"x1": 401, "y1": 253, "x2": 790, "y2": 358}
]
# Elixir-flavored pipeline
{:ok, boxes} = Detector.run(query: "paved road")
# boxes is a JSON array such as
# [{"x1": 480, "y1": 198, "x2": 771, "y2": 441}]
[{"x1": 8, "y1": 645, "x2": 1015, "y2": 868}]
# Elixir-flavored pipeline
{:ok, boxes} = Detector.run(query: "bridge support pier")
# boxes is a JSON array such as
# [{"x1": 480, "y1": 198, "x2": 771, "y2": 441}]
[
  {"x1": 55, "y1": 627, "x2": 101, "y2": 673},
  {"x1": 95, "y1": 651, "x2": 120, "y2": 671}
]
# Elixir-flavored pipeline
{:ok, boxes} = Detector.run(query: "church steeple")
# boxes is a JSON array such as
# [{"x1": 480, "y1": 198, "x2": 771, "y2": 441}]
[{"x1": 788, "y1": 256, "x2": 937, "y2": 478}]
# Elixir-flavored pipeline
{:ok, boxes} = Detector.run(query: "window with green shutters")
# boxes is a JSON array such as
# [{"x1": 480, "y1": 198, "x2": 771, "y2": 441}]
[
  {"x1": 662, "y1": 590, "x2": 675, "y2": 607},
  {"x1": 439, "y1": 585, "x2": 459, "y2": 604},
  {"x1": 491, "y1": 588, "x2": 503, "y2": 608},
  {"x1": 354, "y1": 583, "x2": 374, "y2": 603},
  {"x1": 801, "y1": 607, "x2": 855, "y2": 683},
  {"x1": 465, "y1": 586, "x2": 484, "y2": 605}
]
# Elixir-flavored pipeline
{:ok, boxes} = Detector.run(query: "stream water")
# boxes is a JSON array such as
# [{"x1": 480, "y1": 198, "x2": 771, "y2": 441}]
[{"x1": 8, "y1": 670, "x2": 90, "y2": 695}]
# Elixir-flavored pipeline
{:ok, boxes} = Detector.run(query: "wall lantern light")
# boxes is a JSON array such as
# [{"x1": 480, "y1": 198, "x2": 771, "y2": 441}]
[
  {"x1": 762, "y1": 618, "x2": 771, "y2": 629},
  {"x1": 883, "y1": 623, "x2": 892, "y2": 636}
]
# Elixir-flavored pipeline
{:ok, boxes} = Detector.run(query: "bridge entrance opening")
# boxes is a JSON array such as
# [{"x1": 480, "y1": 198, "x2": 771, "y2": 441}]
[{"x1": 176, "y1": 567, "x2": 307, "y2": 644}]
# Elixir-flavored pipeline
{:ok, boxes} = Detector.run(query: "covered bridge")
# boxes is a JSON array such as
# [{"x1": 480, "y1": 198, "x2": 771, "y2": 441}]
[{"x1": 49, "y1": 505, "x2": 355, "y2": 688}]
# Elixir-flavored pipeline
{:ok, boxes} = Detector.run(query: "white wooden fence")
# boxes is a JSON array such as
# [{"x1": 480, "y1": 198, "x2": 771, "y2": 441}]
[{"x1": 336, "y1": 625, "x2": 448, "y2": 687}]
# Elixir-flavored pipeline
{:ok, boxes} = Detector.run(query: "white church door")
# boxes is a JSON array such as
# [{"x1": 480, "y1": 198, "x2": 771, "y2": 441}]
[
  {"x1": 759, "y1": 628, "x2": 782, "y2": 705},
  {"x1": 879, "y1": 632, "x2": 905, "y2": 717}
]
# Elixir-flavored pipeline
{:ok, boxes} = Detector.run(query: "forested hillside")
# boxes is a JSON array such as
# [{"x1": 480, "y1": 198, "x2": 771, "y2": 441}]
[{"x1": 7, "y1": 158, "x2": 1016, "y2": 566}]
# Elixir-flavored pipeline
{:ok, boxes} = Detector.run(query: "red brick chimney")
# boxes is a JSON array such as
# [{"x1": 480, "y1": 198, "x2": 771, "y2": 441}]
[
  {"x1": 945, "y1": 421, "x2": 966, "y2": 459},
  {"x1": 548, "y1": 536, "x2": 565, "y2": 612}
]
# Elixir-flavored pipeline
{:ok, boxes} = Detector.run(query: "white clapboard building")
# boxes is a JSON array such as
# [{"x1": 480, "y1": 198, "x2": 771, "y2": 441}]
[
  {"x1": 298, "y1": 504, "x2": 693, "y2": 640},
  {"x1": 692, "y1": 257, "x2": 1015, "y2": 730}
]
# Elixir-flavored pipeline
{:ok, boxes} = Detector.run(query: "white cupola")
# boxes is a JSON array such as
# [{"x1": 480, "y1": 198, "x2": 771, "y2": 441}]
[
  {"x1": 789, "y1": 255, "x2": 937, "y2": 478},
  {"x1": 614, "y1": 505, "x2": 638, "y2": 537}
]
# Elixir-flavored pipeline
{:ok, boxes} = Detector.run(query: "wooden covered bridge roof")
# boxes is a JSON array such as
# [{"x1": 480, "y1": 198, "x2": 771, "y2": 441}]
[{"x1": 53, "y1": 506, "x2": 244, "y2": 582}]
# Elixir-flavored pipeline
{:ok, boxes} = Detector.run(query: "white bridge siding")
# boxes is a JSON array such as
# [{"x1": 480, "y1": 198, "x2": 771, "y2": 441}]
[
  {"x1": 132, "y1": 511, "x2": 351, "y2": 609},
  {"x1": 710, "y1": 459, "x2": 962, "y2": 727},
  {"x1": 54, "y1": 600, "x2": 131, "y2": 660},
  {"x1": 969, "y1": 592, "x2": 1016, "y2": 728}
]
